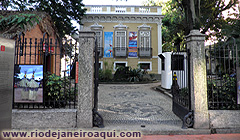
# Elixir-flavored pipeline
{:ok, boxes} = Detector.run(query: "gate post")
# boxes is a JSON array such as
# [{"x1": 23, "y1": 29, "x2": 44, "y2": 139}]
[
  {"x1": 186, "y1": 30, "x2": 209, "y2": 129},
  {"x1": 77, "y1": 31, "x2": 95, "y2": 128}
]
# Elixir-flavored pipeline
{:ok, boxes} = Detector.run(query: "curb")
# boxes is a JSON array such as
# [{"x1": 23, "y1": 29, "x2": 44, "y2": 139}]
[
  {"x1": 155, "y1": 86, "x2": 172, "y2": 98},
  {"x1": 99, "y1": 80, "x2": 159, "y2": 84}
]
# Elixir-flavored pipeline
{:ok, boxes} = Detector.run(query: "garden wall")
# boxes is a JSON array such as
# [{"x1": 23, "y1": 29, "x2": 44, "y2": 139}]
[
  {"x1": 209, "y1": 110, "x2": 240, "y2": 130},
  {"x1": 12, "y1": 109, "x2": 76, "y2": 128}
]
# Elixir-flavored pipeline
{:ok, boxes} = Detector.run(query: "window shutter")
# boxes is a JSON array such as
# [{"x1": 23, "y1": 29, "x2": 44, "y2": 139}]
[
  {"x1": 115, "y1": 31, "x2": 126, "y2": 48},
  {"x1": 139, "y1": 31, "x2": 150, "y2": 48}
]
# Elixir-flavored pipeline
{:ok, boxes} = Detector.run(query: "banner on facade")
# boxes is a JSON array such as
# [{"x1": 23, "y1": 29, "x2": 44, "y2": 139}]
[
  {"x1": 14, "y1": 65, "x2": 43, "y2": 103},
  {"x1": 104, "y1": 32, "x2": 113, "y2": 58},
  {"x1": 128, "y1": 32, "x2": 138, "y2": 57}
]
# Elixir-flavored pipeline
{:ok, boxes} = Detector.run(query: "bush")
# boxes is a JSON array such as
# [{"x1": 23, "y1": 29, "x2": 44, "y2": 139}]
[
  {"x1": 207, "y1": 74, "x2": 239, "y2": 109},
  {"x1": 113, "y1": 66, "x2": 149, "y2": 82},
  {"x1": 44, "y1": 73, "x2": 77, "y2": 108},
  {"x1": 99, "y1": 61, "x2": 113, "y2": 82}
]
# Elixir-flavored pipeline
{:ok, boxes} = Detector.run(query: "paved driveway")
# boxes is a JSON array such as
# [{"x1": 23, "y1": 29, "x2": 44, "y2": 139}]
[{"x1": 98, "y1": 83, "x2": 182, "y2": 130}]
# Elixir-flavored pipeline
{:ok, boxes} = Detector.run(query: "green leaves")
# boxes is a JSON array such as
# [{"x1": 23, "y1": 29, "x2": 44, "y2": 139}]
[
  {"x1": 0, "y1": 13, "x2": 41, "y2": 31},
  {"x1": 44, "y1": 73, "x2": 77, "y2": 108},
  {"x1": 1, "y1": 0, "x2": 85, "y2": 38},
  {"x1": 207, "y1": 74, "x2": 239, "y2": 110}
]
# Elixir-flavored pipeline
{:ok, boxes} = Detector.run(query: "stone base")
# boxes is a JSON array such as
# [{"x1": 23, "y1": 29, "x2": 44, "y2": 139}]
[
  {"x1": 12, "y1": 109, "x2": 76, "y2": 129},
  {"x1": 209, "y1": 110, "x2": 240, "y2": 129}
]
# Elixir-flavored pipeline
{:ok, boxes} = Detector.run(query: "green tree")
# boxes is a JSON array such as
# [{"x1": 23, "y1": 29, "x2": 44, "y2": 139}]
[
  {"x1": 0, "y1": 0, "x2": 86, "y2": 38},
  {"x1": 144, "y1": 0, "x2": 186, "y2": 51},
  {"x1": 144, "y1": 0, "x2": 239, "y2": 51}
]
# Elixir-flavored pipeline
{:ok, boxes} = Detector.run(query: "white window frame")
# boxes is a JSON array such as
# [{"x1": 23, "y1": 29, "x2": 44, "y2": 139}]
[
  {"x1": 114, "y1": 30, "x2": 127, "y2": 48},
  {"x1": 90, "y1": 23, "x2": 103, "y2": 48},
  {"x1": 139, "y1": 30, "x2": 151, "y2": 48},
  {"x1": 138, "y1": 61, "x2": 152, "y2": 71},
  {"x1": 138, "y1": 24, "x2": 151, "y2": 49},
  {"x1": 114, "y1": 61, "x2": 128, "y2": 71},
  {"x1": 114, "y1": 23, "x2": 128, "y2": 49},
  {"x1": 99, "y1": 61, "x2": 103, "y2": 69},
  {"x1": 95, "y1": 30, "x2": 103, "y2": 48}
]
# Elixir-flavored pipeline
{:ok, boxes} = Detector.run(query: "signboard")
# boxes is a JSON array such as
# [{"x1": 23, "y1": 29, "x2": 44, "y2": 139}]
[
  {"x1": 0, "y1": 37, "x2": 15, "y2": 131},
  {"x1": 128, "y1": 32, "x2": 137, "y2": 57},
  {"x1": 75, "y1": 62, "x2": 79, "y2": 83},
  {"x1": 104, "y1": 32, "x2": 113, "y2": 58},
  {"x1": 14, "y1": 65, "x2": 43, "y2": 103}
]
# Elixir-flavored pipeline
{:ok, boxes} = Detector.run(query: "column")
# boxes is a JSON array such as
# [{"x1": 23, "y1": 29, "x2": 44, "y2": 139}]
[
  {"x1": 157, "y1": 22, "x2": 162, "y2": 74},
  {"x1": 186, "y1": 30, "x2": 209, "y2": 129},
  {"x1": 77, "y1": 31, "x2": 95, "y2": 128}
]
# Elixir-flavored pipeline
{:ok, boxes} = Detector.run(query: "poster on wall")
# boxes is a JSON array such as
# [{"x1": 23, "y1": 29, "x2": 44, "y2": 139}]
[
  {"x1": 14, "y1": 65, "x2": 43, "y2": 103},
  {"x1": 104, "y1": 32, "x2": 113, "y2": 58},
  {"x1": 129, "y1": 32, "x2": 138, "y2": 57}
]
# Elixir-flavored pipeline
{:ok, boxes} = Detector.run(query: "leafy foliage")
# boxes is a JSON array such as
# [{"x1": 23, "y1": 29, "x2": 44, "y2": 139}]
[
  {"x1": 99, "y1": 61, "x2": 113, "y2": 82},
  {"x1": 207, "y1": 74, "x2": 240, "y2": 110},
  {"x1": 145, "y1": 0, "x2": 239, "y2": 51},
  {"x1": 1, "y1": 0, "x2": 86, "y2": 38},
  {"x1": 128, "y1": 67, "x2": 147, "y2": 82},
  {"x1": 113, "y1": 66, "x2": 149, "y2": 82},
  {"x1": 44, "y1": 73, "x2": 77, "y2": 108},
  {"x1": 0, "y1": 13, "x2": 40, "y2": 33}
]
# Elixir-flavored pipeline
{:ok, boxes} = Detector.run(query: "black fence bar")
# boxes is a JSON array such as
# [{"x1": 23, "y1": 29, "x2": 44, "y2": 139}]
[
  {"x1": 206, "y1": 39, "x2": 240, "y2": 110},
  {"x1": 13, "y1": 33, "x2": 78, "y2": 109}
]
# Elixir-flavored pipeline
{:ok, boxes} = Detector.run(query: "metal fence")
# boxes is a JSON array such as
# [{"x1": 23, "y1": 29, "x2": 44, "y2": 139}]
[
  {"x1": 13, "y1": 32, "x2": 78, "y2": 109},
  {"x1": 206, "y1": 39, "x2": 240, "y2": 110},
  {"x1": 171, "y1": 47, "x2": 193, "y2": 128}
]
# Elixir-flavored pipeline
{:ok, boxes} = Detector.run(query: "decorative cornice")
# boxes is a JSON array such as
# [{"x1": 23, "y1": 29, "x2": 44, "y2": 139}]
[
  {"x1": 137, "y1": 24, "x2": 151, "y2": 30},
  {"x1": 90, "y1": 22, "x2": 104, "y2": 30},
  {"x1": 113, "y1": 23, "x2": 128, "y2": 30},
  {"x1": 82, "y1": 14, "x2": 163, "y2": 24}
]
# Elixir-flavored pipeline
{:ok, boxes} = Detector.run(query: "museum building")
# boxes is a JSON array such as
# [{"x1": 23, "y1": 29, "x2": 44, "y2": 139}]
[{"x1": 81, "y1": 5, "x2": 164, "y2": 75}]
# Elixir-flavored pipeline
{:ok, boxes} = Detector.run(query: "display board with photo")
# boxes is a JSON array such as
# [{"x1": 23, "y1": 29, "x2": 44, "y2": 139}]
[{"x1": 14, "y1": 65, "x2": 43, "y2": 103}]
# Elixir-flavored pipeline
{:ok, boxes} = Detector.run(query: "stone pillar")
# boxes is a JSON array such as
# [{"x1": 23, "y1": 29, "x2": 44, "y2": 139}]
[
  {"x1": 0, "y1": 37, "x2": 15, "y2": 133},
  {"x1": 186, "y1": 30, "x2": 209, "y2": 129},
  {"x1": 77, "y1": 31, "x2": 95, "y2": 128}
]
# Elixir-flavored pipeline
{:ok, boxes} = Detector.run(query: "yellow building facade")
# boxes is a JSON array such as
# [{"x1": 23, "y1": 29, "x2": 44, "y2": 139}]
[{"x1": 81, "y1": 5, "x2": 164, "y2": 75}]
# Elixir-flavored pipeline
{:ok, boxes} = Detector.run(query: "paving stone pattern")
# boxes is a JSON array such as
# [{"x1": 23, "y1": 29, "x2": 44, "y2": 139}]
[{"x1": 98, "y1": 83, "x2": 182, "y2": 127}]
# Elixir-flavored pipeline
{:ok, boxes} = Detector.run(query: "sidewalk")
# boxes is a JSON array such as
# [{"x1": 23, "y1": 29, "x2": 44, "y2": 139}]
[
  {"x1": 98, "y1": 83, "x2": 210, "y2": 135},
  {"x1": 142, "y1": 134, "x2": 240, "y2": 140}
]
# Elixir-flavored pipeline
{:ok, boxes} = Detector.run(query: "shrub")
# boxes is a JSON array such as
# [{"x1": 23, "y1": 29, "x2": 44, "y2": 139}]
[{"x1": 44, "y1": 73, "x2": 77, "y2": 108}]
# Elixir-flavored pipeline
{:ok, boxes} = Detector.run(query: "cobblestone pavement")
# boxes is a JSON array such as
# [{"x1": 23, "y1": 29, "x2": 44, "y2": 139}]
[{"x1": 98, "y1": 82, "x2": 183, "y2": 131}]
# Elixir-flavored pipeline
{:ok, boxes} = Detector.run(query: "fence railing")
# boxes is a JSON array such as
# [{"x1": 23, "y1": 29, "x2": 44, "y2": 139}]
[
  {"x1": 113, "y1": 47, "x2": 128, "y2": 58},
  {"x1": 206, "y1": 40, "x2": 240, "y2": 110},
  {"x1": 13, "y1": 33, "x2": 78, "y2": 109},
  {"x1": 138, "y1": 47, "x2": 152, "y2": 58}
]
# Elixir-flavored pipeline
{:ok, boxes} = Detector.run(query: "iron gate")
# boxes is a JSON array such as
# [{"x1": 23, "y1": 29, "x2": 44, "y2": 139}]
[
  {"x1": 13, "y1": 32, "x2": 78, "y2": 109},
  {"x1": 171, "y1": 49, "x2": 193, "y2": 128},
  {"x1": 93, "y1": 39, "x2": 104, "y2": 128}
]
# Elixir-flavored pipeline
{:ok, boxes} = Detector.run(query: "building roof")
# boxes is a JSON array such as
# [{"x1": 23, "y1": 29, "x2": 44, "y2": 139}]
[{"x1": 0, "y1": 10, "x2": 59, "y2": 39}]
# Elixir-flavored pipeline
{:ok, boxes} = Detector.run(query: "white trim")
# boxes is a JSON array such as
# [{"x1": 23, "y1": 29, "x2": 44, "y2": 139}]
[
  {"x1": 99, "y1": 61, "x2": 103, "y2": 69},
  {"x1": 138, "y1": 61, "x2": 152, "y2": 71},
  {"x1": 137, "y1": 24, "x2": 152, "y2": 30},
  {"x1": 139, "y1": 30, "x2": 151, "y2": 48},
  {"x1": 114, "y1": 61, "x2": 128, "y2": 71},
  {"x1": 158, "y1": 23, "x2": 162, "y2": 74},
  {"x1": 113, "y1": 23, "x2": 128, "y2": 30},
  {"x1": 152, "y1": 56, "x2": 159, "y2": 58},
  {"x1": 82, "y1": 15, "x2": 164, "y2": 24},
  {"x1": 114, "y1": 30, "x2": 127, "y2": 48},
  {"x1": 90, "y1": 22, "x2": 104, "y2": 29}
]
